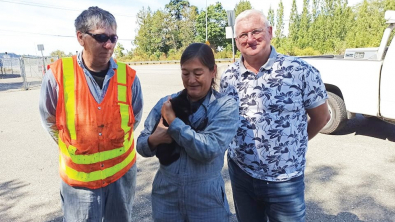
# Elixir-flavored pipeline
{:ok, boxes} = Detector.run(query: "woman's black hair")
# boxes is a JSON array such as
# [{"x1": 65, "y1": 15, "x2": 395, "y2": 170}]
[{"x1": 180, "y1": 43, "x2": 217, "y2": 88}]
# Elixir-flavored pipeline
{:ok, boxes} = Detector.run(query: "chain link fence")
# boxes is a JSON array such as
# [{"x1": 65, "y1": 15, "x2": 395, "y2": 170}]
[{"x1": 0, "y1": 56, "x2": 58, "y2": 91}]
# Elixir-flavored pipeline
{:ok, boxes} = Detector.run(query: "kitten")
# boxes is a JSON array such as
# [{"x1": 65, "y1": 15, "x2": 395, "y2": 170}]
[{"x1": 152, "y1": 89, "x2": 191, "y2": 166}]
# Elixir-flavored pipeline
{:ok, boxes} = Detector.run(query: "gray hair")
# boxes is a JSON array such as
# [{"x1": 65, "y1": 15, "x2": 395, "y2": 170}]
[
  {"x1": 74, "y1": 6, "x2": 117, "y2": 33},
  {"x1": 234, "y1": 9, "x2": 270, "y2": 35}
]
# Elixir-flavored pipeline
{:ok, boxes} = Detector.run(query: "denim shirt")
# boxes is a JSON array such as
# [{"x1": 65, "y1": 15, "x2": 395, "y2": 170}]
[
  {"x1": 39, "y1": 51, "x2": 143, "y2": 142},
  {"x1": 137, "y1": 89, "x2": 238, "y2": 180},
  {"x1": 220, "y1": 46, "x2": 327, "y2": 181}
]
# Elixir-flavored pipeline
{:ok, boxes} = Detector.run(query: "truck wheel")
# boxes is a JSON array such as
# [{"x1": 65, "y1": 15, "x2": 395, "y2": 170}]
[{"x1": 320, "y1": 92, "x2": 347, "y2": 134}]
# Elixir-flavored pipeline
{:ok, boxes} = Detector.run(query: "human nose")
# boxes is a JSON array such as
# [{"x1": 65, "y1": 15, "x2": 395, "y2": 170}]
[
  {"x1": 247, "y1": 32, "x2": 256, "y2": 41},
  {"x1": 188, "y1": 75, "x2": 197, "y2": 84},
  {"x1": 103, "y1": 40, "x2": 114, "y2": 49}
]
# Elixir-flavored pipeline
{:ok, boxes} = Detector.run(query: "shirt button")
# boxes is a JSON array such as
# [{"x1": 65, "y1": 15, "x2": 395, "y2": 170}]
[
  {"x1": 98, "y1": 107, "x2": 101, "y2": 110},
  {"x1": 99, "y1": 133, "x2": 102, "y2": 136}
]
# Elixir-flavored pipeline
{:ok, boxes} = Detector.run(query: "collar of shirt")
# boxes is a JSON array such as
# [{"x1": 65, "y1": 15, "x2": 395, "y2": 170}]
[
  {"x1": 75, "y1": 50, "x2": 118, "y2": 102},
  {"x1": 76, "y1": 50, "x2": 118, "y2": 79},
  {"x1": 238, "y1": 45, "x2": 278, "y2": 78}
]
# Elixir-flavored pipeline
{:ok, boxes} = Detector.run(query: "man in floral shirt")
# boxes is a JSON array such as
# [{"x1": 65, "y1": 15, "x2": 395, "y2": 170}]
[{"x1": 220, "y1": 9, "x2": 330, "y2": 222}]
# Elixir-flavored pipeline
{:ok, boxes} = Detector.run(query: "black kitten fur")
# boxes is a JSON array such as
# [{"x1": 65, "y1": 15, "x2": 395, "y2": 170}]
[{"x1": 152, "y1": 90, "x2": 191, "y2": 166}]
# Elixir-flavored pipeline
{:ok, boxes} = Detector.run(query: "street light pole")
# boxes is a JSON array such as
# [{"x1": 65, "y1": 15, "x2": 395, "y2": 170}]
[{"x1": 205, "y1": 0, "x2": 208, "y2": 42}]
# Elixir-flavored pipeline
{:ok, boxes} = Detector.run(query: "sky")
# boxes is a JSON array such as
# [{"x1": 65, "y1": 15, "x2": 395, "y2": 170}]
[{"x1": 0, "y1": 0, "x2": 363, "y2": 56}]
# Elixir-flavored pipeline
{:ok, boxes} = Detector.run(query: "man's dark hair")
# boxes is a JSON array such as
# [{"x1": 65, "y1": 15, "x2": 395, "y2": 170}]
[{"x1": 74, "y1": 6, "x2": 117, "y2": 33}]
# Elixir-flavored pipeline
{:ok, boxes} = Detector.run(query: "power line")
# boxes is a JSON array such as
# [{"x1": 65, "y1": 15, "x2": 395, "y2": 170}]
[
  {"x1": 0, "y1": 0, "x2": 135, "y2": 17},
  {"x1": 0, "y1": 29, "x2": 133, "y2": 41}
]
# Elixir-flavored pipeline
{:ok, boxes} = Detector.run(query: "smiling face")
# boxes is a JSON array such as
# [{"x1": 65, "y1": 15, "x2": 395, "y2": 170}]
[
  {"x1": 181, "y1": 57, "x2": 216, "y2": 102},
  {"x1": 77, "y1": 25, "x2": 116, "y2": 69},
  {"x1": 235, "y1": 15, "x2": 272, "y2": 59}
]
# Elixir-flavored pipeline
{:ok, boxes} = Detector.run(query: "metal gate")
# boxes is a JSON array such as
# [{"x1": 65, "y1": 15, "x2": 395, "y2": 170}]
[{"x1": 0, "y1": 56, "x2": 58, "y2": 91}]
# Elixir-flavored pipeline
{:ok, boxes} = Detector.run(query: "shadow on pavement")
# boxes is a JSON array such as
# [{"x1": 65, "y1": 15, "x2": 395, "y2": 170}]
[
  {"x1": 4, "y1": 160, "x2": 393, "y2": 221},
  {"x1": 332, "y1": 114, "x2": 395, "y2": 141},
  {"x1": 305, "y1": 165, "x2": 395, "y2": 221},
  {"x1": 306, "y1": 203, "x2": 365, "y2": 222},
  {"x1": 0, "y1": 180, "x2": 29, "y2": 222},
  {"x1": 0, "y1": 179, "x2": 62, "y2": 222}
]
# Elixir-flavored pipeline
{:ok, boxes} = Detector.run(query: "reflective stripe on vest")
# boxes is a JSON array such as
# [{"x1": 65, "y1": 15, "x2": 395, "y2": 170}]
[
  {"x1": 59, "y1": 58, "x2": 134, "y2": 184},
  {"x1": 116, "y1": 63, "x2": 131, "y2": 133}
]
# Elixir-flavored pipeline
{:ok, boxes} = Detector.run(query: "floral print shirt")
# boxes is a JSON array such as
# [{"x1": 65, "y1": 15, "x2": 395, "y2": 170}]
[{"x1": 220, "y1": 46, "x2": 327, "y2": 181}]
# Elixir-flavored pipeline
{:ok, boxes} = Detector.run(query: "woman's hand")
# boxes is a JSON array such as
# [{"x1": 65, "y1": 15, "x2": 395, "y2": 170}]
[
  {"x1": 148, "y1": 117, "x2": 173, "y2": 150},
  {"x1": 161, "y1": 97, "x2": 176, "y2": 125}
]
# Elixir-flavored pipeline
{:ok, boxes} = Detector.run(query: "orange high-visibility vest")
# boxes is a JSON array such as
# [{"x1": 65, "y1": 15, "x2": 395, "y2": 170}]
[{"x1": 50, "y1": 56, "x2": 136, "y2": 189}]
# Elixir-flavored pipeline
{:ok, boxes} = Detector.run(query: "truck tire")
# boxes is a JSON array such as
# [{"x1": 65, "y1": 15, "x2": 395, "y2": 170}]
[{"x1": 320, "y1": 92, "x2": 347, "y2": 134}]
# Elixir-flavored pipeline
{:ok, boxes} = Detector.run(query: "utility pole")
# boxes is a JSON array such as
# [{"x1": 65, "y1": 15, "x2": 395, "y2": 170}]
[
  {"x1": 205, "y1": 0, "x2": 208, "y2": 43},
  {"x1": 227, "y1": 10, "x2": 235, "y2": 62}
]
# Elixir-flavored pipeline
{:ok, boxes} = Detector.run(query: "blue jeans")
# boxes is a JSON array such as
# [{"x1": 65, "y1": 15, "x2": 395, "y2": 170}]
[
  {"x1": 228, "y1": 158, "x2": 305, "y2": 222},
  {"x1": 60, "y1": 164, "x2": 137, "y2": 222}
]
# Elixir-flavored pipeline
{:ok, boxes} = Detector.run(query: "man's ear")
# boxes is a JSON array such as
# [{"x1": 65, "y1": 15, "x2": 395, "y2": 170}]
[
  {"x1": 76, "y1": 31, "x2": 85, "y2": 46},
  {"x1": 268, "y1": 26, "x2": 273, "y2": 40}
]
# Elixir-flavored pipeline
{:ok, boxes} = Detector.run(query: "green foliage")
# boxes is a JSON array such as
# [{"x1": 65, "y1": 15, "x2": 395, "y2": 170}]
[
  {"x1": 234, "y1": 0, "x2": 252, "y2": 17},
  {"x1": 276, "y1": 45, "x2": 321, "y2": 56},
  {"x1": 267, "y1": 7, "x2": 275, "y2": 28},
  {"x1": 114, "y1": 43, "x2": 125, "y2": 58},
  {"x1": 298, "y1": 0, "x2": 311, "y2": 48},
  {"x1": 346, "y1": 0, "x2": 386, "y2": 48},
  {"x1": 196, "y1": 2, "x2": 230, "y2": 51},
  {"x1": 215, "y1": 44, "x2": 234, "y2": 59},
  {"x1": 293, "y1": 47, "x2": 322, "y2": 56},
  {"x1": 166, "y1": 0, "x2": 190, "y2": 20},
  {"x1": 50, "y1": 50, "x2": 68, "y2": 58},
  {"x1": 288, "y1": 0, "x2": 299, "y2": 44},
  {"x1": 128, "y1": 0, "x2": 394, "y2": 61},
  {"x1": 273, "y1": 0, "x2": 285, "y2": 48}
]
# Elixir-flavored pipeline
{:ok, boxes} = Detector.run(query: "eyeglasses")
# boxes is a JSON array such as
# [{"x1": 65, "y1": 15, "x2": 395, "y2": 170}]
[
  {"x1": 85, "y1": 32, "x2": 118, "y2": 43},
  {"x1": 237, "y1": 28, "x2": 265, "y2": 42}
]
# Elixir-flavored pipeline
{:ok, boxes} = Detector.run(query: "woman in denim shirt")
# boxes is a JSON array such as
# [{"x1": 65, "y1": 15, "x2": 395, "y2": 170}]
[{"x1": 137, "y1": 43, "x2": 239, "y2": 222}]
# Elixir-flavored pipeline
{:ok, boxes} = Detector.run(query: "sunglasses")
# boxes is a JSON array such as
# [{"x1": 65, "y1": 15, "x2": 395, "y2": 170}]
[{"x1": 85, "y1": 32, "x2": 118, "y2": 43}]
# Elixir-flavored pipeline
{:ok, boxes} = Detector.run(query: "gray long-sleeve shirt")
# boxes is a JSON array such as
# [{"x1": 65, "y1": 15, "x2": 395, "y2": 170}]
[{"x1": 39, "y1": 52, "x2": 143, "y2": 143}]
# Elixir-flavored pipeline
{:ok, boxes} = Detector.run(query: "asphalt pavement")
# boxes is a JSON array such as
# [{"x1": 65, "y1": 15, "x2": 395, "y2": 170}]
[{"x1": 0, "y1": 64, "x2": 394, "y2": 222}]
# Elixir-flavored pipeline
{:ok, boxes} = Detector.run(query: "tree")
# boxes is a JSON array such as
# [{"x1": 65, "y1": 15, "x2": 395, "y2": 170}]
[
  {"x1": 114, "y1": 43, "x2": 125, "y2": 58},
  {"x1": 234, "y1": 0, "x2": 252, "y2": 17},
  {"x1": 345, "y1": 0, "x2": 384, "y2": 48},
  {"x1": 196, "y1": 2, "x2": 229, "y2": 50},
  {"x1": 178, "y1": 5, "x2": 199, "y2": 49},
  {"x1": 298, "y1": 0, "x2": 311, "y2": 48},
  {"x1": 274, "y1": 0, "x2": 285, "y2": 48},
  {"x1": 164, "y1": 0, "x2": 192, "y2": 51},
  {"x1": 133, "y1": 7, "x2": 155, "y2": 59},
  {"x1": 165, "y1": 0, "x2": 190, "y2": 20},
  {"x1": 50, "y1": 50, "x2": 67, "y2": 58},
  {"x1": 267, "y1": 6, "x2": 275, "y2": 28},
  {"x1": 288, "y1": 0, "x2": 300, "y2": 44}
]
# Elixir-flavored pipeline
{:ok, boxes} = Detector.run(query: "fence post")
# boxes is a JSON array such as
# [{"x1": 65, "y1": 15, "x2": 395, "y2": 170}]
[{"x1": 20, "y1": 57, "x2": 28, "y2": 90}]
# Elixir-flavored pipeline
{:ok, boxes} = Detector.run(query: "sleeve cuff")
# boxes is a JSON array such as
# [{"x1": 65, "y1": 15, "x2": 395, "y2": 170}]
[{"x1": 306, "y1": 99, "x2": 327, "y2": 109}]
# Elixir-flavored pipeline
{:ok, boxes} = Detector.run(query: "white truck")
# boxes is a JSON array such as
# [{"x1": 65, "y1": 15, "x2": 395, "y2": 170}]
[{"x1": 301, "y1": 10, "x2": 395, "y2": 134}]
